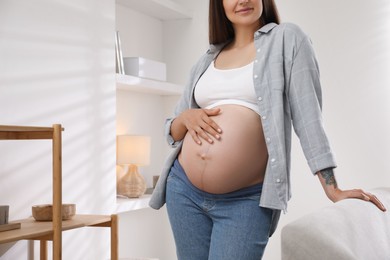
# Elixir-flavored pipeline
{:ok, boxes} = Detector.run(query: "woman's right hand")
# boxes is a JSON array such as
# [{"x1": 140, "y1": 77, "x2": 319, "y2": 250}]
[{"x1": 178, "y1": 108, "x2": 222, "y2": 145}]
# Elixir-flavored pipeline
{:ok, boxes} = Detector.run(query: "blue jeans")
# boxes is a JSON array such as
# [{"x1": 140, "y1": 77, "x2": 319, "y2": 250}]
[{"x1": 166, "y1": 159, "x2": 273, "y2": 260}]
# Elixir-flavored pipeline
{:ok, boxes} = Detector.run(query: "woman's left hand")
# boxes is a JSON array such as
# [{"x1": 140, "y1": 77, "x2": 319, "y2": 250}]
[
  {"x1": 317, "y1": 169, "x2": 387, "y2": 212},
  {"x1": 327, "y1": 188, "x2": 387, "y2": 212}
]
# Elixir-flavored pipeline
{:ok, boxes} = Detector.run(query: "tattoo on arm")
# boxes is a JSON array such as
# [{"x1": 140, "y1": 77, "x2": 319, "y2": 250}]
[{"x1": 320, "y1": 168, "x2": 338, "y2": 188}]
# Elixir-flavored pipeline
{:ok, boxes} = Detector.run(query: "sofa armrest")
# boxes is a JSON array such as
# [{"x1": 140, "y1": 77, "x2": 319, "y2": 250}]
[{"x1": 281, "y1": 187, "x2": 390, "y2": 260}]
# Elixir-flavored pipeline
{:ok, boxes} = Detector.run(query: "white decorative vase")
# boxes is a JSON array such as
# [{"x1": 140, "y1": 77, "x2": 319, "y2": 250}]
[{"x1": 117, "y1": 164, "x2": 146, "y2": 198}]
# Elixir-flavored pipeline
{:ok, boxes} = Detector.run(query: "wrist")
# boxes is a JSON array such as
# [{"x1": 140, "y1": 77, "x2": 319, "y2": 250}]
[
  {"x1": 325, "y1": 187, "x2": 341, "y2": 202},
  {"x1": 170, "y1": 116, "x2": 187, "y2": 141},
  {"x1": 317, "y1": 167, "x2": 341, "y2": 202}
]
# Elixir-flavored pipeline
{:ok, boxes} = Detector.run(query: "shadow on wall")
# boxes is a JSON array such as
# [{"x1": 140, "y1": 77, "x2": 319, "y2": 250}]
[
  {"x1": 0, "y1": 0, "x2": 116, "y2": 259},
  {"x1": 0, "y1": 243, "x2": 16, "y2": 258}
]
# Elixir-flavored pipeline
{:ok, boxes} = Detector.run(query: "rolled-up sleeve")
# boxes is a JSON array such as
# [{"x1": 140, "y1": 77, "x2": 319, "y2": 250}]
[{"x1": 165, "y1": 117, "x2": 180, "y2": 147}]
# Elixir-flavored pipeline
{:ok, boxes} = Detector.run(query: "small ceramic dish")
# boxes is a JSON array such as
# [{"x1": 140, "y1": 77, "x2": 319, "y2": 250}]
[{"x1": 32, "y1": 204, "x2": 76, "y2": 221}]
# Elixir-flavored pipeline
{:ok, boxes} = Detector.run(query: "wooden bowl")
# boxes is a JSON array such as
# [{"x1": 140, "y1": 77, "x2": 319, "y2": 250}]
[{"x1": 32, "y1": 204, "x2": 76, "y2": 221}]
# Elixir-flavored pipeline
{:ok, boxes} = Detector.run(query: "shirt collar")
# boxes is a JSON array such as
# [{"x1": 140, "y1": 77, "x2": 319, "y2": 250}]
[
  {"x1": 208, "y1": 23, "x2": 278, "y2": 54},
  {"x1": 208, "y1": 43, "x2": 227, "y2": 54},
  {"x1": 257, "y1": 22, "x2": 278, "y2": 34}
]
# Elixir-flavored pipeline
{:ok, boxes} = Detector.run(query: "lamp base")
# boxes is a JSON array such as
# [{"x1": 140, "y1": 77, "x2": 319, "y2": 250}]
[{"x1": 117, "y1": 164, "x2": 146, "y2": 198}]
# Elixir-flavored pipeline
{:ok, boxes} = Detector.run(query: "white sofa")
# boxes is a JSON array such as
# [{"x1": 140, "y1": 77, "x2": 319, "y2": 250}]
[{"x1": 281, "y1": 187, "x2": 390, "y2": 260}]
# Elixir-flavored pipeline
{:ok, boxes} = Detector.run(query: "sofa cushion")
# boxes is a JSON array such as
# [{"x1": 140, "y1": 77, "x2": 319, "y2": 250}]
[{"x1": 281, "y1": 187, "x2": 390, "y2": 260}]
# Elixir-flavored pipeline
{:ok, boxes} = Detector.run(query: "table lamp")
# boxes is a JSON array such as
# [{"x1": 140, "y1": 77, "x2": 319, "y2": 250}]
[{"x1": 117, "y1": 135, "x2": 151, "y2": 198}]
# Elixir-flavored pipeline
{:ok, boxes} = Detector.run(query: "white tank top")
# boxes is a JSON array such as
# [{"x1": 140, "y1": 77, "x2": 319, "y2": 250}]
[{"x1": 194, "y1": 60, "x2": 260, "y2": 115}]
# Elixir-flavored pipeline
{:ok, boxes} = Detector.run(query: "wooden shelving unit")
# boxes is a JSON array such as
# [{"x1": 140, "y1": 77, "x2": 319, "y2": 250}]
[{"x1": 0, "y1": 125, "x2": 118, "y2": 260}]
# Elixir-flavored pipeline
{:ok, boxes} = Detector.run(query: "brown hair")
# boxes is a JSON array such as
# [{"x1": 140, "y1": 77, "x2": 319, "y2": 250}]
[{"x1": 209, "y1": 0, "x2": 280, "y2": 44}]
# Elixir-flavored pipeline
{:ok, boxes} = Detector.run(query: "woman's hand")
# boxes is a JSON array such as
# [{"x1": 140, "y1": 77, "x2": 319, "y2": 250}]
[
  {"x1": 318, "y1": 168, "x2": 387, "y2": 212},
  {"x1": 173, "y1": 108, "x2": 222, "y2": 145},
  {"x1": 326, "y1": 187, "x2": 387, "y2": 212}
]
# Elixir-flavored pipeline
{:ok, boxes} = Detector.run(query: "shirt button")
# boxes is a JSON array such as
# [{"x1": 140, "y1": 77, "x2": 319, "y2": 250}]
[
  {"x1": 271, "y1": 158, "x2": 276, "y2": 163},
  {"x1": 257, "y1": 48, "x2": 261, "y2": 52},
  {"x1": 254, "y1": 59, "x2": 258, "y2": 63},
  {"x1": 276, "y1": 178, "x2": 281, "y2": 183},
  {"x1": 262, "y1": 115, "x2": 267, "y2": 120},
  {"x1": 258, "y1": 96, "x2": 262, "y2": 101},
  {"x1": 254, "y1": 75, "x2": 258, "y2": 79},
  {"x1": 266, "y1": 137, "x2": 271, "y2": 142}
]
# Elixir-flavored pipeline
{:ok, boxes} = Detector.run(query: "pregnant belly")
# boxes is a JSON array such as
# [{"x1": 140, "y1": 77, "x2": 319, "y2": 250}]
[{"x1": 178, "y1": 104, "x2": 268, "y2": 194}]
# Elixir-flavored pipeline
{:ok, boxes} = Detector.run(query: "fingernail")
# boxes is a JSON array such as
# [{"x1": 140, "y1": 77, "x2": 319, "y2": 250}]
[
  {"x1": 208, "y1": 139, "x2": 213, "y2": 143},
  {"x1": 218, "y1": 129, "x2": 222, "y2": 133},
  {"x1": 215, "y1": 134, "x2": 220, "y2": 139}
]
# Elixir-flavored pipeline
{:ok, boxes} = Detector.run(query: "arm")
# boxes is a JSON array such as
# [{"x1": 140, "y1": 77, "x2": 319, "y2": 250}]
[
  {"x1": 317, "y1": 168, "x2": 386, "y2": 211},
  {"x1": 165, "y1": 53, "x2": 222, "y2": 146},
  {"x1": 285, "y1": 28, "x2": 386, "y2": 212}
]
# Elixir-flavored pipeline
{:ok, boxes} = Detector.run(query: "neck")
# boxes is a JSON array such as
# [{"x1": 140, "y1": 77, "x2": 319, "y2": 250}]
[{"x1": 231, "y1": 23, "x2": 260, "y2": 48}]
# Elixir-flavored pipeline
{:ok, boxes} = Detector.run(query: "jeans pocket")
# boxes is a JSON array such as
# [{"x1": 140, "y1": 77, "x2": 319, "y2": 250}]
[
  {"x1": 167, "y1": 172, "x2": 174, "y2": 182},
  {"x1": 166, "y1": 171, "x2": 174, "y2": 189},
  {"x1": 166, "y1": 171, "x2": 186, "y2": 195}
]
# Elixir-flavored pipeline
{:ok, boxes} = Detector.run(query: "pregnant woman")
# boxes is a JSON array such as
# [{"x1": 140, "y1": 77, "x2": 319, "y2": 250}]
[{"x1": 150, "y1": 0, "x2": 386, "y2": 259}]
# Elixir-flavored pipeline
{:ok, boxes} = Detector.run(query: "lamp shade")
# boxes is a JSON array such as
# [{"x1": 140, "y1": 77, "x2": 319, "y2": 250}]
[{"x1": 117, "y1": 135, "x2": 151, "y2": 166}]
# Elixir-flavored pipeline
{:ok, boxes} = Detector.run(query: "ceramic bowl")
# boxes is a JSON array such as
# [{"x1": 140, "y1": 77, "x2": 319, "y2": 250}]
[{"x1": 32, "y1": 204, "x2": 76, "y2": 221}]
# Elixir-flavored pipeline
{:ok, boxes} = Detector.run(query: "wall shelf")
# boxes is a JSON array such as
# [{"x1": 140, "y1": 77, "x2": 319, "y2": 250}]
[
  {"x1": 116, "y1": 0, "x2": 192, "y2": 20},
  {"x1": 116, "y1": 73, "x2": 183, "y2": 96},
  {"x1": 116, "y1": 195, "x2": 152, "y2": 213}
]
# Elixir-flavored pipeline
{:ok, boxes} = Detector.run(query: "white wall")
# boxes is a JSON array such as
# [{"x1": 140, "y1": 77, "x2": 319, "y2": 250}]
[
  {"x1": 116, "y1": 5, "x2": 164, "y2": 62},
  {"x1": 0, "y1": 0, "x2": 116, "y2": 259},
  {"x1": 163, "y1": 0, "x2": 210, "y2": 85},
  {"x1": 161, "y1": 0, "x2": 390, "y2": 259}
]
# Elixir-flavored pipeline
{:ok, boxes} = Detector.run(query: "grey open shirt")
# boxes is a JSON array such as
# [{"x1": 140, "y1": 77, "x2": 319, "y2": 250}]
[{"x1": 149, "y1": 23, "x2": 337, "y2": 236}]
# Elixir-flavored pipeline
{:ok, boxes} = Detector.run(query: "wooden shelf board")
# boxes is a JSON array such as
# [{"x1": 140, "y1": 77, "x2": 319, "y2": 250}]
[
  {"x1": 0, "y1": 215, "x2": 111, "y2": 244},
  {"x1": 0, "y1": 126, "x2": 54, "y2": 132},
  {"x1": 116, "y1": 73, "x2": 183, "y2": 96},
  {"x1": 0, "y1": 223, "x2": 21, "y2": 232},
  {"x1": 0, "y1": 125, "x2": 64, "y2": 140}
]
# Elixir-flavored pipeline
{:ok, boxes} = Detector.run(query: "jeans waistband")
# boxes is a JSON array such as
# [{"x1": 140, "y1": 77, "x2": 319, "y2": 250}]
[{"x1": 170, "y1": 158, "x2": 263, "y2": 200}]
